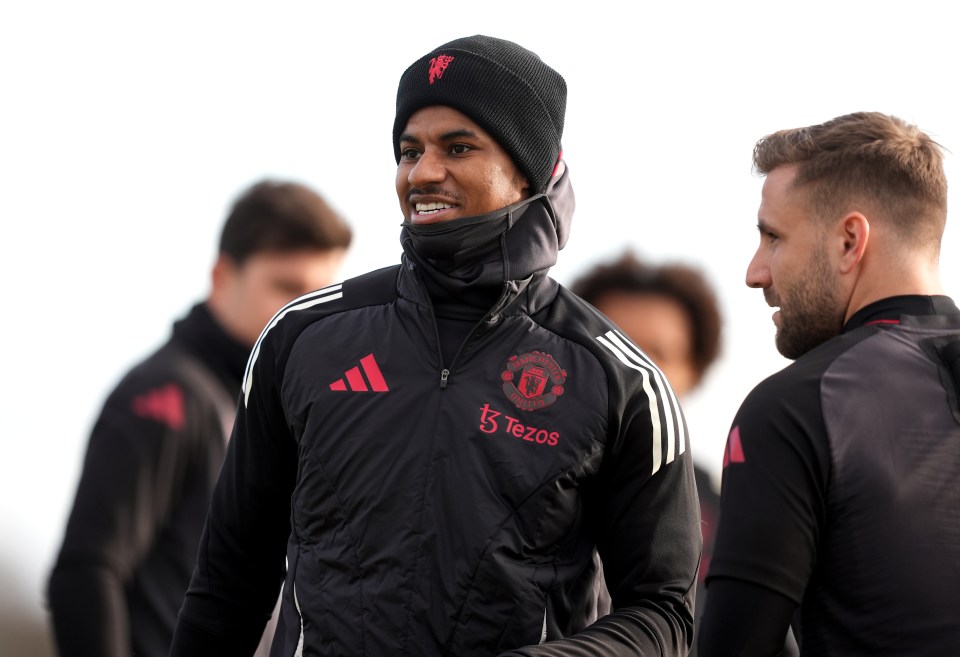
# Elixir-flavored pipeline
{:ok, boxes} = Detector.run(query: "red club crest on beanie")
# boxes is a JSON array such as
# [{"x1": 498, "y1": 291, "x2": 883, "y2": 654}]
[{"x1": 393, "y1": 35, "x2": 567, "y2": 195}]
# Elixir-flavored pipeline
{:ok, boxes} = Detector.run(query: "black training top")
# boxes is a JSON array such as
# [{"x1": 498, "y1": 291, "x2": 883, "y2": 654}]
[
  {"x1": 47, "y1": 302, "x2": 247, "y2": 657},
  {"x1": 700, "y1": 295, "x2": 960, "y2": 656}
]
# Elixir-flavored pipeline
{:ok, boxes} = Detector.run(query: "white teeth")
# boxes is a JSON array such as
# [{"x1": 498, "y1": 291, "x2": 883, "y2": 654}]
[{"x1": 415, "y1": 202, "x2": 453, "y2": 214}]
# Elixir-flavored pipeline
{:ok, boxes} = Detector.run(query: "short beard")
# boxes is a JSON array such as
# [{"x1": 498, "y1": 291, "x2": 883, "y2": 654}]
[{"x1": 775, "y1": 249, "x2": 846, "y2": 360}]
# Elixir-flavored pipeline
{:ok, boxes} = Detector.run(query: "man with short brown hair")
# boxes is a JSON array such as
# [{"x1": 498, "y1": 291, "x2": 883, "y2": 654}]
[
  {"x1": 700, "y1": 112, "x2": 960, "y2": 656},
  {"x1": 48, "y1": 179, "x2": 351, "y2": 657}
]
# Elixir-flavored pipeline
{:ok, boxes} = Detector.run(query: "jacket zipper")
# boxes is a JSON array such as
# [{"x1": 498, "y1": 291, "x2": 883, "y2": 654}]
[
  {"x1": 420, "y1": 287, "x2": 452, "y2": 389},
  {"x1": 442, "y1": 313, "x2": 488, "y2": 388},
  {"x1": 411, "y1": 263, "x2": 511, "y2": 390},
  {"x1": 433, "y1": 283, "x2": 512, "y2": 389}
]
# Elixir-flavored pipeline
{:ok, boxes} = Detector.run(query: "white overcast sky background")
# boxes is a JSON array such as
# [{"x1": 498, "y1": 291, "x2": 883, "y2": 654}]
[{"x1": 2, "y1": 0, "x2": 959, "y2": 642}]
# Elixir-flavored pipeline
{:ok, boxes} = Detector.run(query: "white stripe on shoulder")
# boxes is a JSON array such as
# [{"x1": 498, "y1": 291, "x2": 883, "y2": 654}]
[
  {"x1": 596, "y1": 330, "x2": 685, "y2": 475},
  {"x1": 242, "y1": 283, "x2": 343, "y2": 406},
  {"x1": 606, "y1": 330, "x2": 687, "y2": 459}
]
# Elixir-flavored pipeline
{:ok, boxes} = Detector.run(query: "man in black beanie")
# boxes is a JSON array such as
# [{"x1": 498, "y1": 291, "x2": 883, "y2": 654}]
[{"x1": 171, "y1": 35, "x2": 701, "y2": 657}]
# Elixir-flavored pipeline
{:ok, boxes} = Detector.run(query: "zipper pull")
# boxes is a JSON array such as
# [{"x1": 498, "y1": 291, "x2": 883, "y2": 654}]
[{"x1": 440, "y1": 369, "x2": 450, "y2": 389}]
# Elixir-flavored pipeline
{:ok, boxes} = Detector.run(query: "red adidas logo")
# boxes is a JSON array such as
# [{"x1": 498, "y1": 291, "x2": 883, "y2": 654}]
[
  {"x1": 131, "y1": 383, "x2": 185, "y2": 430},
  {"x1": 722, "y1": 425, "x2": 746, "y2": 468},
  {"x1": 329, "y1": 353, "x2": 389, "y2": 392}
]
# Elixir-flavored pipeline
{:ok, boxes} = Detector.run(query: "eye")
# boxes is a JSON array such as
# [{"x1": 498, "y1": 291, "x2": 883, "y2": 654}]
[
  {"x1": 450, "y1": 143, "x2": 474, "y2": 155},
  {"x1": 399, "y1": 147, "x2": 420, "y2": 161},
  {"x1": 274, "y1": 281, "x2": 305, "y2": 296},
  {"x1": 757, "y1": 224, "x2": 778, "y2": 243}
]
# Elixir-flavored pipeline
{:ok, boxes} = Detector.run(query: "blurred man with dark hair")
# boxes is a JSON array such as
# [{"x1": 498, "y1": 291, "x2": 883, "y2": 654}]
[
  {"x1": 47, "y1": 179, "x2": 352, "y2": 657},
  {"x1": 571, "y1": 252, "x2": 722, "y2": 397}
]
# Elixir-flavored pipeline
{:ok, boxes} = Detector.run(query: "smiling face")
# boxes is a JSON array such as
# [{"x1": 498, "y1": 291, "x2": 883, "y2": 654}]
[
  {"x1": 395, "y1": 106, "x2": 530, "y2": 224},
  {"x1": 746, "y1": 165, "x2": 847, "y2": 359}
]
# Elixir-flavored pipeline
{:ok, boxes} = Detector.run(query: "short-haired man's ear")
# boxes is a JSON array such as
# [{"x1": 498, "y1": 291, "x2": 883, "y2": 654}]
[
  {"x1": 211, "y1": 253, "x2": 240, "y2": 295},
  {"x1": 838, "y1": 212, "x2": 870, "y2": 274}
]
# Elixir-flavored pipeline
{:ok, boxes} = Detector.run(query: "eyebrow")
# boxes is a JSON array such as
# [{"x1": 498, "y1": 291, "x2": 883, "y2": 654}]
[{"x1": 398, "y1": 128, "x2": 481, "y2": 144}]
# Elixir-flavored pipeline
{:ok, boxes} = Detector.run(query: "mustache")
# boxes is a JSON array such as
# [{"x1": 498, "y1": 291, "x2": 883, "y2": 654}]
[{"x1": 406, "y1": 185, "x2": 463, "y2": 203}]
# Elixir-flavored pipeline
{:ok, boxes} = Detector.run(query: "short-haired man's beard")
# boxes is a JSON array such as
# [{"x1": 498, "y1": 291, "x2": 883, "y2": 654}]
[{"x1": 774, "y1": 250, "x2": 846, "y2": 360}]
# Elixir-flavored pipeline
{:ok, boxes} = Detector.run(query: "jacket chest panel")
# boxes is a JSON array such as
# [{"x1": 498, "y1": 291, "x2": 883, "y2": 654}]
[{"x1": 282, "y1": 308, "x2": 609, "y2": 522}]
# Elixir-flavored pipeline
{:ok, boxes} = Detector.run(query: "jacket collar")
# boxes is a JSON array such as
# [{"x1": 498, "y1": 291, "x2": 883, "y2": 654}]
[
  {"x1": 843, "y1": 295, "x2": 960, "y2": 331},
  {"x1": 172, "y1": 302, "x2": 250, "y2": 395}
]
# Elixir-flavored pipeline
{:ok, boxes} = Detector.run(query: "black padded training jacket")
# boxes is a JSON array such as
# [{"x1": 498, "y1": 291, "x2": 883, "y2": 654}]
[{"x1": 171, "y1": 166, "x2": 701, "y2": 657}]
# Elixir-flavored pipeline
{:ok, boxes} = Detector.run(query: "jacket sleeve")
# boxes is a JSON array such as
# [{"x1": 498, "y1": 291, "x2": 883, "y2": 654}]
[
  {"x1": 170, "y1": 331, "x2": 297, "y2": 655},
  {"x1": 502, "y1": 358, "x2": 702, "y2": 656},
  {"x1": 698, "y1": 377, "x2": 827, "y2": 656},
  {"x1": 697, "y1": 579, "x2": 797, "y2": 657},
  {"x1": 47, "y1": 378, "x2": 195, "y2": 657}
]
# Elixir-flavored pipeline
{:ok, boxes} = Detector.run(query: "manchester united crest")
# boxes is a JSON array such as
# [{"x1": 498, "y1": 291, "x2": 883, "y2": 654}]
[{"x1": 501, "y1": 351, "x2": 567, "y2": 411}]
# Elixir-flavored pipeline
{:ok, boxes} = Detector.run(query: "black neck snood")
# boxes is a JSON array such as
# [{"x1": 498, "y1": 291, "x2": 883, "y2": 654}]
[{"x1": 399, "y1": 162, "x2": 575, "y2": 321}]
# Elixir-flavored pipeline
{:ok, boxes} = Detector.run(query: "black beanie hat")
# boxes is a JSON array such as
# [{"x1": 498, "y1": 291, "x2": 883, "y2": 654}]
[{"x1": 393, "y1": 35, "x2": 567, "y2": 195}]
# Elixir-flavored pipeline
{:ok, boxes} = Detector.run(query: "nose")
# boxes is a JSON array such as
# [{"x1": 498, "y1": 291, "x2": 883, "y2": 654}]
[
  {"x1": 407, "y1": 149, "x2": 446, "y2": 188},
  {"x1": 745, "y1": 247, "x2": 769, "y2": 289}
]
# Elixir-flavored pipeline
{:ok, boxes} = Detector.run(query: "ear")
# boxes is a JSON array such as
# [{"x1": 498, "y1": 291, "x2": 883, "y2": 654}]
[
  {"x1": 210, "y1": 253, "x2": 239, "y2": 297},
  {"x1": 517, "y1": 170, "x2": 531, "y2": 196},
  {"x1": 837, "y1": 212, "x2": 869, "y2": 275}
]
